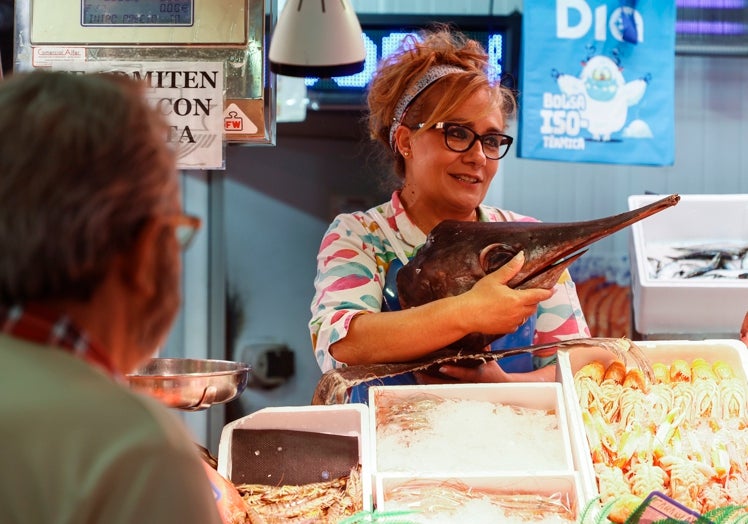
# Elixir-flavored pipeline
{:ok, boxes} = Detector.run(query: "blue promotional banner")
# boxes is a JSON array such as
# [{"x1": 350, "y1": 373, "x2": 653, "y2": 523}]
[{"x1": 518, "y1": 1, "x2": 676, "y2": 166}]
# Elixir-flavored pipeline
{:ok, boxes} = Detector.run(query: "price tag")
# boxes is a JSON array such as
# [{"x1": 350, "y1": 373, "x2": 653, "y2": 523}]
[{"x1": 626, "y1": 491, "x2": 713, "y2": 524}]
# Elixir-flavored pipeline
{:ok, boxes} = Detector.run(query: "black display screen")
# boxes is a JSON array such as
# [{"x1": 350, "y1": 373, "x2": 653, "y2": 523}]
[{"x1": 303, "y1": 13, "x2": 522, "y2": 108}]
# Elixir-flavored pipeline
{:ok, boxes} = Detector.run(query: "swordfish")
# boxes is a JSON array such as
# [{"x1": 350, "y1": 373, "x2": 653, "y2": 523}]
[{"x1": 396, "y1": 193, "x2": 680, "y2": 355}]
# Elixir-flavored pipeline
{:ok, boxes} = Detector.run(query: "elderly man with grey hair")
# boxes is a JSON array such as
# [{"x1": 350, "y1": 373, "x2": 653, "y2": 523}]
[{"x1": 0, "y1": 70, "x2": 223, "y2": 524}]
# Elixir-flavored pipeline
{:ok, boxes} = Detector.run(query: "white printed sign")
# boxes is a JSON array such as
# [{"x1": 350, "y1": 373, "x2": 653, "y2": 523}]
[{"x1": 49, "y1": 60, "x2": 225, "y2": 170}]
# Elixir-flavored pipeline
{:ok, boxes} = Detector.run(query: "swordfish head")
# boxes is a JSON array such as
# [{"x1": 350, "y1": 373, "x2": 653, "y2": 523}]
[{"x1": 395, "y1": 194, "x2": 679, "y2": 354}]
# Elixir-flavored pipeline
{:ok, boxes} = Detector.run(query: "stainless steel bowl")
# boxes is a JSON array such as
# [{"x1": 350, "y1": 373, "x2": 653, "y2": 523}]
[{"x1": 126, "y1": 358, "x2": 250, "y2": 411}]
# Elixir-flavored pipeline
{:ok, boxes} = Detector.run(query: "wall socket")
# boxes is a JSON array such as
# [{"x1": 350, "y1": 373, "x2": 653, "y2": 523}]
[{"x1": 241, "y1": 342, "x2": 295, "y2": 389}]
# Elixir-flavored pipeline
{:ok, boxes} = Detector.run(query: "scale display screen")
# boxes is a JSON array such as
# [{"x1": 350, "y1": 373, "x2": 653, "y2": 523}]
[
  {"x1": 81, "y1": 0, "x2": 194, "y2": 27},
  {"x1": 30, "y1": 0, "x2": 246, "y2": 45}
]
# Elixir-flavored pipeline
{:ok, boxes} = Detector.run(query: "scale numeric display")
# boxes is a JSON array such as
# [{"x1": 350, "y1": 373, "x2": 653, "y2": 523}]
[{"x1": 81, "y1": 0, "x2": 194, "y2": 27}]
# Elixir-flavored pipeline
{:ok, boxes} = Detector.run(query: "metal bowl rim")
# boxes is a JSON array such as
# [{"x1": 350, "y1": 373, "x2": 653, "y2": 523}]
[{"x1": 126, "y1": 358, "x2": 251, "y2": 379}]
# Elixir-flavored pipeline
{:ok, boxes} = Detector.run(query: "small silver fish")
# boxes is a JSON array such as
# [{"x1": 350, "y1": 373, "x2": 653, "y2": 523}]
[{"x1": 648, "y1": 243, "x2": 748, "y2": 280}]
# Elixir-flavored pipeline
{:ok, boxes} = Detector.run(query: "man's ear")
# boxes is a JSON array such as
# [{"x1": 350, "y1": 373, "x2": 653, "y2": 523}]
[{"x1": 120, "y1": 218, "x2": 161, "y2": 298}]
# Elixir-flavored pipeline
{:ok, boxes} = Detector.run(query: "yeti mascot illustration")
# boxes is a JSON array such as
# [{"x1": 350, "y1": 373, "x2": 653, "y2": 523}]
[{"x1": 552, "y1": 53, "x2": 650, "y2": 142}]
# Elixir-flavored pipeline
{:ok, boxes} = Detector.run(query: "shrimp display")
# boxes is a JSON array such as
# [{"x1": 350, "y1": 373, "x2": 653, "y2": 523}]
[
  {"x1": 235, "y1": 466, "x2": 363, "y2": 524},
  {"x1": 574, "y1": 357, "x2": 748, "y2": 521}
]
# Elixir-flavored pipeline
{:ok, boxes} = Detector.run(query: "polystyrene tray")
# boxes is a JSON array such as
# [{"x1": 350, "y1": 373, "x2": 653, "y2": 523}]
[
  {"x1": 217, "y1": 404, "x2": 372, "y2": 512},
  {"x1": 628, "y1": 193, "x2": 748, "y2": 336},
  {"x1": 375, "y1": 471, "x2": 584, "y2": 521},
  {"x1": 368, "y1": 383, "x2": 576, "y2": 478}
]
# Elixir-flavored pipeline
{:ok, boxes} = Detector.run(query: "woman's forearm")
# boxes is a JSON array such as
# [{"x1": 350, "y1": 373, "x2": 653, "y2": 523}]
[
  {"x1": 329, "y1": 295, "x2": 471, "y2": 365},
  {"x1": 328, "y1": 254, "x2": 554, "y2": 366}
]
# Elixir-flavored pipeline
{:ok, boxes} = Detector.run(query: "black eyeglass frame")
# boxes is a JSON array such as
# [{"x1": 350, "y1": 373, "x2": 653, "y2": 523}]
[{"x1": 417, "y1": 121, "x2": 514, "y2": 160}]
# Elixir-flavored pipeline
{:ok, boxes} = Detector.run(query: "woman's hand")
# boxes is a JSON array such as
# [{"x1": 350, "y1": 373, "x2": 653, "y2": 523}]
[
  {"x1": 457, "y1": 251, "x2": 554, "y2": 335},
  {"x1": 329, "y1": 252, "x2": 555, "y2": 367}
]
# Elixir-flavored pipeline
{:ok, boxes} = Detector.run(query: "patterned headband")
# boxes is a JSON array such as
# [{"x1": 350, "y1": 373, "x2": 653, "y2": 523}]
[{"x1": 388, "y1": 64, "x2": 465, "y2": 151}]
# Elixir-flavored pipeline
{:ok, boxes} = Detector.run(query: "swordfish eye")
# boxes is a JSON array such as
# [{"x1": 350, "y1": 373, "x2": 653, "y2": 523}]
[{"x1": 478, "y1": 243, "x2": 518, "y2": 274}]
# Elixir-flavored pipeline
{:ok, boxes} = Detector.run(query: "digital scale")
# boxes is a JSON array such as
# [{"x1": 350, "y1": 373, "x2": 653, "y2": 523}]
[
  {"x1": 31, "y1": 0, "x2": 247, "y2": 45},
  {"x1": 15, "y1": 0, "x2": 276, "y2": 168}
]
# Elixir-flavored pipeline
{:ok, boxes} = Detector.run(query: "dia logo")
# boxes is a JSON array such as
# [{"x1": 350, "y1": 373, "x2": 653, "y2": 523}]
[{"x1": 556, "y1": 0, "x2": 644, "y2": 44}]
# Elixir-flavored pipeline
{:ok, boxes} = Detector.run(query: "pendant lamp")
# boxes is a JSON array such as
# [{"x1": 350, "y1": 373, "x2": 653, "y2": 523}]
[{"x1": 269, "y1": 0, "x2": 366, "y2": 78}]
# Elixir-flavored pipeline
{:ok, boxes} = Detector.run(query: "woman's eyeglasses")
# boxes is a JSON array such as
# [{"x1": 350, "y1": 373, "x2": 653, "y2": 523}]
[{"x1": 418, "y1": 122, "x2": 514, "y2": 160}]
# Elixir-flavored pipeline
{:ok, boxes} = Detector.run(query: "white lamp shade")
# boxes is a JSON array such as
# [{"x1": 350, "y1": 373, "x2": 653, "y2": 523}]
[{"x1": 269, "y1": 0, "x2": 366, "y2": 78}]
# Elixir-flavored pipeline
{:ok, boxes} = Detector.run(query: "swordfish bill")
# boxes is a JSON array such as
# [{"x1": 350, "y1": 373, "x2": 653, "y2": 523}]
[{"x1": 396, "y1": 193, "x2": 680, "y2": 344}]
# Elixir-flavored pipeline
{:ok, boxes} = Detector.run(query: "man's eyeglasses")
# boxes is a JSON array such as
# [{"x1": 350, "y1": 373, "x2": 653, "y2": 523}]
[
  {"x1": 164, "y1": 214, "x2": 202, "y2": 250},
  {"x1": 418, "y1": 122, "x2": 514, "y2": 160}
]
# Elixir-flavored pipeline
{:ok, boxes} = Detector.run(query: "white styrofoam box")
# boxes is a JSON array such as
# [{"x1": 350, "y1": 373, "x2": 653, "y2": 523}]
[
  {"x1": 368, "y1": 383, "x2": 576, "y2": 479},
  {"x1": 554, "y1": 360, "x2": 599, "y2": 505},
  {"x1": 558, "y1": 339, "x2": 748, "y2": 512},
  {"x1": 628, "y1": 193, "x2": 748, "y2": 335},
  {"x1": 217, "y1": 404, "x2": 372, "y2": 512},
  {"x1": 375, "y1": 472, "x2": 585, "y2": 521}
]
